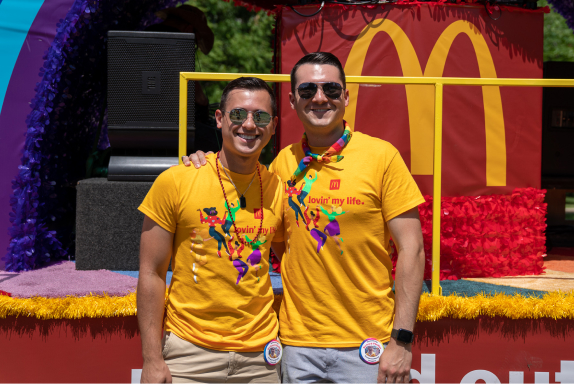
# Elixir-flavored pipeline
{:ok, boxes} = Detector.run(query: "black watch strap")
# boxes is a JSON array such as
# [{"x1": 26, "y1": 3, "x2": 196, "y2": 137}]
[{"x1": 391, "y1": 328, "x2": 414, "y2": 344}]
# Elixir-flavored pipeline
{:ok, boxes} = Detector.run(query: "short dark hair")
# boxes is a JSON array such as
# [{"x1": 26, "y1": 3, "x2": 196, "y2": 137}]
[
  {"x1": 290, "y1": 52, "x2": 346, "y2": 94},
  {"x1": 220, "y1": 77, "x2": 277, "y2": 116}
]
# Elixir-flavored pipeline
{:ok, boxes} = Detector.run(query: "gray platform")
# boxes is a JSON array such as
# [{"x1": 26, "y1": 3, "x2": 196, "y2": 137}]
[{"x1": 76, "y1": 178, "x2": 152, "y2": 270}]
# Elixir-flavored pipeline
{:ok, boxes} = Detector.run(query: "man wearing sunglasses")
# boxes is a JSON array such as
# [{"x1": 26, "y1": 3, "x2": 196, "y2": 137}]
[
  {"x1": 138, "y1": 77, "x2": 285, "y2": 383},
  {"x1": 184, "y1": 53, "x2": 425, "y2": 384}
]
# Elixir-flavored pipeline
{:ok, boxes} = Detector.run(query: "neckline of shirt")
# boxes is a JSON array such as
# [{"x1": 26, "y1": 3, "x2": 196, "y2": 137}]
[{"x1": 206, "y1": 153, "x2": 262, "y2": 184}]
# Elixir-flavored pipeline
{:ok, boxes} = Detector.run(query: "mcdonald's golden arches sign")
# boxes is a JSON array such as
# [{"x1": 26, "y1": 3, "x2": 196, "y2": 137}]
[{"x1": 277, "y1": 4, "x2": 545, "y2": 196}]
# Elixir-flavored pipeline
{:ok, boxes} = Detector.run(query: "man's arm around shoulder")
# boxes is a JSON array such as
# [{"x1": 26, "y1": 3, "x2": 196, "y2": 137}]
[
  {"x1": 137, "y1": 216, "x2": 174, "y2": 383},
  {"x1": 378, "y1": 207, "x2": 425, "y2": 383}
]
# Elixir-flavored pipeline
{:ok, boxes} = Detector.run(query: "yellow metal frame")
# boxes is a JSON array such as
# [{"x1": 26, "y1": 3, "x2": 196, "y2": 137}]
[{"x1": 179, "y1": 72, "x2": 574, "y2": 296}]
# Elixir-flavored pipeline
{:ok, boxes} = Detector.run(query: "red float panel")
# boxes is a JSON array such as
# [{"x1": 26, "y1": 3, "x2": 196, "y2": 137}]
[{"x1": 2, "y1": 315, "x2": 573, "y2": 383}]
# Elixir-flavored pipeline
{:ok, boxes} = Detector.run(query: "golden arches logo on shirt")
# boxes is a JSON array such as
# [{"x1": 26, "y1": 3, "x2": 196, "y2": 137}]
[{"x1": 344, "y1": 19, "x2": 506, "y2": 187}]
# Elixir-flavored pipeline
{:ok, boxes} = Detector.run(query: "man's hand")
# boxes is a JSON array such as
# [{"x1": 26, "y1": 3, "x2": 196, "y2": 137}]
[
  {"x1": 141, "y1": 358, "x2": 172, "y2": 383},
  {"x1": 377, "y1": 339, "x2": 412, "y2": 383},
  {"x1": 182, "y1": 150, "x2": 213, "y2": 168}
]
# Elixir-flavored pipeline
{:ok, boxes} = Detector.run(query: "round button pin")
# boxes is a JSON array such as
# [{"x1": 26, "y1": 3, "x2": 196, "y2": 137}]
[
  {"x1": 264, "y1": 339, "x2": 282, "y2": 365},
  {"x1": 360, "y1": 338, "x2": 384, "y2": 364}
]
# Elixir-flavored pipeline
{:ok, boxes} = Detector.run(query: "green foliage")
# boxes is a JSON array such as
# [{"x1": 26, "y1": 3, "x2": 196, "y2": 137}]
[
  {"x1": 185, "y1": 0, "x2": 275, "y2": 103},
  {"x1": 538, "y1": 0, "x2": 574, "y2": 62}
]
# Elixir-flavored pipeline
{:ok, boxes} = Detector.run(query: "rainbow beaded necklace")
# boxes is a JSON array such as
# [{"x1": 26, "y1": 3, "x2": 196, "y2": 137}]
[{"x1": 290, "y1": 121, "x2": 352, "y2": 184}]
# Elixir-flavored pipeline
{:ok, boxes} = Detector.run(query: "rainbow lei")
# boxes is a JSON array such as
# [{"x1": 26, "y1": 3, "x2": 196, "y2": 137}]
[{"x1": 290, "y1": 121, "x2": 352, "y2": 184}]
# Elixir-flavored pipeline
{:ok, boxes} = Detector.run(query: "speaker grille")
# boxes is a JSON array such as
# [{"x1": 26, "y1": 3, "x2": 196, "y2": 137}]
[{"x1": 107, "y1": 31, "x2": 195, "y2": 129}]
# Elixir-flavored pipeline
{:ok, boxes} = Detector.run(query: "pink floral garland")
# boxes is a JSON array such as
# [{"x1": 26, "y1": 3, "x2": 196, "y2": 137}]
[{"x1": 391, "y1": 187, "x2": 547, "y2": 280}]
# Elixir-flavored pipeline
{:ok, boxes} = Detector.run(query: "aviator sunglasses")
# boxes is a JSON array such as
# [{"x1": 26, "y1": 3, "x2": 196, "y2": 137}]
[
  {"x1": 297, "y1": 82, "x2": 344, "y2": 100},
  {"x1": 223, "y1": 108, "x2": 273, "y2": 127}
]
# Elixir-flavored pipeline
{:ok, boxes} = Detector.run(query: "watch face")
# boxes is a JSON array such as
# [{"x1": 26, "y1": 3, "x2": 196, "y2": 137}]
[{"x1": 397, "y1": 329, "x2": 414, "y2": 343}]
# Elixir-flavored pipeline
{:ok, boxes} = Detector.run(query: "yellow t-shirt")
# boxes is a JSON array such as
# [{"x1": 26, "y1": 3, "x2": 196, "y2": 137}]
[
  {"x1": 138, "y1": 154, "x2": 285, "y2": 352},
  {"x1": 269, "y1": 130, "x2": 425, "y2": 348}
]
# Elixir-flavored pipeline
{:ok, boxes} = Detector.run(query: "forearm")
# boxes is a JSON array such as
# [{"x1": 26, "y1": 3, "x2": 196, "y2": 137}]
[
  {"x1": 137, "y1": 270, "x2": 167, "y2": 363},
  {"x1": 137, "y1": 215, "x2": 174, "y2": 383},
  {"x1": 377, "y1": 235, "x2": 423, "y2": 383},
  {"x1": 393, "y1": 244, "x2": 424, "y2": 331}
]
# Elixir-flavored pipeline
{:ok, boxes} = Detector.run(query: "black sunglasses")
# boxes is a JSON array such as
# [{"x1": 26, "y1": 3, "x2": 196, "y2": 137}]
[
  {"x1": 223, "y1": 108, "x2": 273, "y2": 127},
  {"x1": 297, "y1": 82, "x2": 344, "y2": 100}
]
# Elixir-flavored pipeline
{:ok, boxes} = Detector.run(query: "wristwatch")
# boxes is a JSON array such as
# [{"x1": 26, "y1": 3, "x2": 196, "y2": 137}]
[{"x1": 391, "y1": 328, "x2": 414, "y2": 344}]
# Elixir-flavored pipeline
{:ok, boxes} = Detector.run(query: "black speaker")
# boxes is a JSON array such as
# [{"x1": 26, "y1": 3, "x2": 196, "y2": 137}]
[{"x1": 107, "y1": 31, "x2": 195, "y2": 154}]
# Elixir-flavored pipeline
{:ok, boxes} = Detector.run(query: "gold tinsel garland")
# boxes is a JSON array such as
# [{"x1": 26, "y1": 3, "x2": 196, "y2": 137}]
[
  {"x1": 1, "y1": 291, "x2": 574, "y2": 321},
  {"x1": 0, "y1": 292, "x2": 137, "y2": 320},
  {"x1": 416, "y1": 291, "x2": 574, "y2": 321}
]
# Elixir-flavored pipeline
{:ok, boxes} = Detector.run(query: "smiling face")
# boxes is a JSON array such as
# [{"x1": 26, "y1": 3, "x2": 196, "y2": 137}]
[
  {"x1": 216, "y1": 89, "x2": 277, "y2": 163},
  {"x1": 289, "y1": 63, "x2": 349, "y2": 139}
]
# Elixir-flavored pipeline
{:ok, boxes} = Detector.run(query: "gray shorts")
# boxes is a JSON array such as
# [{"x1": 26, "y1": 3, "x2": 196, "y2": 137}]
[{"x1": 281, "y1": 344, "x2": 387, "y2": 383}]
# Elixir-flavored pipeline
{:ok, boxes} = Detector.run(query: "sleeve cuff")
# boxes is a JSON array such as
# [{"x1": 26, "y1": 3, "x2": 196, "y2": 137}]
[{"x1": 138, "y1": 206, "x2": 176, "y2": 233}]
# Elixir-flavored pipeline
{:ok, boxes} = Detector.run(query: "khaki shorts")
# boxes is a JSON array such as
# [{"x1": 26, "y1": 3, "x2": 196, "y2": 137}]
[{"x1": 162, "y1": 332, "x2": 280, "y2": 383}]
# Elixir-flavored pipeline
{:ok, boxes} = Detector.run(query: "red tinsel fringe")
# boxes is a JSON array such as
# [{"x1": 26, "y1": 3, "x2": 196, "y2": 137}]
[
  {"x1": 280, "y1": 2, "x2": 550, "y2": 13},
  {"x1": 272, "y1": 188, "x2": 547, "y2": 279},
  {"x1": 219, "y1": 1, "x2": 550, "y2": 21},
  {"x1": 270, "y1": 249, "x2": 281, "y2": 272}
]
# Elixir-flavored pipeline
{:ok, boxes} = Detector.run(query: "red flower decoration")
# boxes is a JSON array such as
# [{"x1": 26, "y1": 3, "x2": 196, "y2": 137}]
[{"x1": 390, "y1": 188, "x2": 546, "y2": 280}]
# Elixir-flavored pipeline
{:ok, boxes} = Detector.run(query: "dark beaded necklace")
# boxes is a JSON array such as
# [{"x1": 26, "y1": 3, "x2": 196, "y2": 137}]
[{"x1": 215, "y1": 151, "x2": 264, "y2": 247}]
